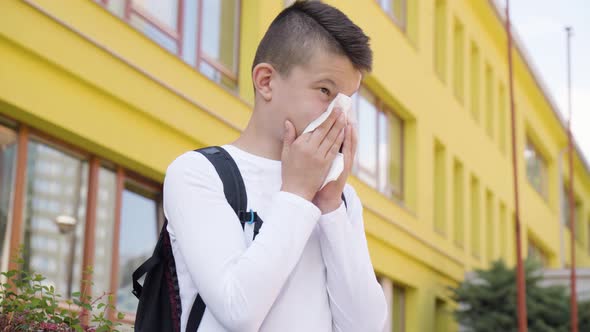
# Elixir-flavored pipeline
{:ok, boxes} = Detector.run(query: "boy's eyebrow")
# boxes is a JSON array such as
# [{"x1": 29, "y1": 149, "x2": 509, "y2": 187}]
[{"x1": 314, "y1": 78, "x2": 337, "y2": 87}]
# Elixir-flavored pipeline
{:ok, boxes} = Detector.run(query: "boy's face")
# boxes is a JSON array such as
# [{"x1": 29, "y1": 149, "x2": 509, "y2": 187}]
[{"x1": 272, "y1": 49, "x2": 362, "y2": 137}]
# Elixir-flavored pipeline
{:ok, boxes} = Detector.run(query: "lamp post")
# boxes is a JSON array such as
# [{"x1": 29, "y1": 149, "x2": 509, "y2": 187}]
[
  {"x1": 565, "y1": 25, "x2": 578, "y2": 332},
  {"x1": 55, "y1": 214, "x2": 77, "y2": 299}
]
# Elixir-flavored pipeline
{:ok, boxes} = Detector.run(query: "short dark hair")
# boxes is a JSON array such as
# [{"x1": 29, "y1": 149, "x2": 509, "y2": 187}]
[{"x1": 252, "y1": 0, "x2": 373, "y2": 77}]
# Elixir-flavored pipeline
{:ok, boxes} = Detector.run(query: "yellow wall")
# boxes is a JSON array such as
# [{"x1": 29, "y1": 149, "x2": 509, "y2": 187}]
[{"x1": 1, "y1": 0, "x2": 590, "y2": 330}]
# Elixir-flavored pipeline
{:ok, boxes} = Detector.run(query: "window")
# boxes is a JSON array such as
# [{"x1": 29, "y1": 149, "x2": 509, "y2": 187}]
[
  {"x1": 129, "y1": 0, "x2": 181, "y2": 53},
  {"x1": 470, "y1": 42, "x2": 480, "y2": 122},
  {"x1": 509, "y1": 212, "x2": 516, "y2": 264},
  {"x1": 452, "y1": 18, "x2": 464, "y2": 102},
  {"x1": 116, "y1": 183, "x2": 160, "y2": 314},
  {"x1": 91, "y1": 167, "x2": 117, "y2": 311},
  {"x1": 378, "y1": 0, "x2": 407, "y2": 29},
  {"x1": 392, "y1": 284, "x2": 406, "y2": 332},
  {"x1": 499, "y1": 202, "x2": 507, "y2": 261},
  {"x1": 435, "y1": 298, "x2": 451, "y2": 332},
  {"x1": 99, "y1": 0, "x2": 241, "y2": 90},
  {"x1": 0, "y1": 123, "x2": 17, "y2": 272},
  {"x1": 575, "y1": 202, "x2": 583, "y2": 244},
  {"x1": 434, "y1": 141, "x2": 446, "y2": 235},
  {"x1": 498, "y1": 83, "x2": 507, "y2": 154},
  {"x1": 471, "y1": 176, "x2": 481, "y2": 258},
  {"x1": 433, "y1": 0, "x2": 447, "y2": 81},
  {"x1": 199, "y1": 0, "x2": 240, "y2": 90},
  {"x1": 352, "y1": 87, "x2": 404, "y2": 200},
  {"x1": 562, "y1": 184, "x2": 570, "y2": 227},
  {"x1": 485, "y1": 64, "x2": 494, "y2": 138},
  {"x1": 562, "y1": 185, "x2": 582, "y2": 244},
  {"x1": 23, "y1": 140, "x2": 88, "y2": 299},
  {"x1": 453, "y1": 159, "x2": 464, "y2": 247},
  {"x1": 528, "y1": 239, "x2": 548, "y2": 267},
  {"x1": 378, "y1": 276, "x2": 406, "y2": 332},
  {"x1": 525, "y1": 139, "x2": 548, "y2": 198},
  {"x1": 0, "y1": 119, "x2": 165, "y2": 328},
  {"x1": 485, "y1": 190, "x2": 494, "y2": 262}
]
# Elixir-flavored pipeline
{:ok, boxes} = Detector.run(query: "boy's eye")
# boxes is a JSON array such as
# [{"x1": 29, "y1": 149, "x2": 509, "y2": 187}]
[{"x1": 320, "y1": 87, "x2": 331, "y2": 96}]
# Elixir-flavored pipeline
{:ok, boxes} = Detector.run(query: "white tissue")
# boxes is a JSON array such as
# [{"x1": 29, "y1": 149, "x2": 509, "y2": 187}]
[{"x1": 303, "y1": 93, "x2": 353, "y2": 189}]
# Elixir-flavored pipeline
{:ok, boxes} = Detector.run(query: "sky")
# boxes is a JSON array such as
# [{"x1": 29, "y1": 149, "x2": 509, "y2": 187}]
[{"x1": 496, "y1": 0, "x2": 590, "y2": 164}]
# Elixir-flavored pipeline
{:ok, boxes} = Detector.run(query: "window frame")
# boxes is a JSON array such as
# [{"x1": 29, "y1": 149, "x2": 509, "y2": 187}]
[
  {"x1": 0, "y1": 121, "x2": 18, "y2": 274},
  {"x1": 2, "y1": 115, "x2": 163, "y2": 326},
  {"x1": 433, "y1": 0, "x2": 447, "y2": 82},
  {"x1": 524, "y1": 138, "x2": 548, "y2": 199},
  {"x1": 452, "y1": 17, "x2": 465, "y2": 103},
  {"x1": 376, "y1": 0, "x2": 408, "y2": 31},
  {"x1": 24, "y1": 134, "x2": 93, "y2": 296},
  {"x1": 377, "y1": 275, "x2": 407, "y2": 332},
  {"x1": 98, "y1": 0, "x2": 241, "y2": 88},
  {"x1": 12, "y1": 131, "x2": 98, "y2": 324},
  {"x1": 392, "y1": 283, "x2": 406, "y2": 332},
  {"x1": 352, "y1": 87, "x2": 405, "y2": 201},
  {"x1": 527, "y1": 238, "x2": 548, "y2": 267},
  {"x1": 109, "y1": 169, "x2": 163, "y2": 324}
]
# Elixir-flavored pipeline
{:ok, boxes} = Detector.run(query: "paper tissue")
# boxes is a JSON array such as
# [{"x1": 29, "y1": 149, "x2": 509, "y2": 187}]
[{"x1": 302, "y1": 93, "x2": 353, "y2": 189}]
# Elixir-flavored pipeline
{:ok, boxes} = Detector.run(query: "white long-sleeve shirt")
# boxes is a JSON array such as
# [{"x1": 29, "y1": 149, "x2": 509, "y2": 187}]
[{"x1": 163, "y1": 145, "x2": 387, "y2": 332}]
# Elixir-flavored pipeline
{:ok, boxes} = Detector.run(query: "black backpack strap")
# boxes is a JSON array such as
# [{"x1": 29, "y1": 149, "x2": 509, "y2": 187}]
[
  {"x1": 197, "y1": 146, "x2": 247, "y2": 216},
  {"x1": 185, "y1": 146, "x2": 248, "y2": 332},
  {"x1": 131, "y1": 255, "x2": 159, "y2": 298},
  {"x1": 187, "y1": 294, "x2": 206, "y2": 332},
  {"x1": 132, "y1": 220, "x2": 168, "y2": 299}
]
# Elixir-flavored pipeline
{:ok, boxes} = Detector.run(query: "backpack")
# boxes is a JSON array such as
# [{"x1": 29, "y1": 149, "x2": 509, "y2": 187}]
[
  {"x1": 131, "y1": 146, "x2": 258, "y2": 332},
  {"x1": 131, "y1": 146, "x2": 346, "y2": 331}
]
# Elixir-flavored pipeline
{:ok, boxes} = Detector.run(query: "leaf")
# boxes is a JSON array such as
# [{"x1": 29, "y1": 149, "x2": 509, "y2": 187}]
[{"x1": 96, "y1": 326, "x2": 110, "y2": 332}]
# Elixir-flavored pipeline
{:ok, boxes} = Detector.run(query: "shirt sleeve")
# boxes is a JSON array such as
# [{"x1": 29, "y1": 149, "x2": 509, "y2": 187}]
[
  {"x1": 163, "y1": 151, "x2": 321, "y2": 332},
  {"x1": 318, "y1": 184, "x2": 387, "y2": 332}
]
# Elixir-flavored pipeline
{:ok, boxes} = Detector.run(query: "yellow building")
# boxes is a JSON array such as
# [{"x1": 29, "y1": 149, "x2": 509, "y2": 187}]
[{"x1": 1, "y1": 0, "x2": 589, "y2": 331}]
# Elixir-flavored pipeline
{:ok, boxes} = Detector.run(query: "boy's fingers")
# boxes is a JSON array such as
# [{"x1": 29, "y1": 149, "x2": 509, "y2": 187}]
[
  {"x1": 329, "y1": 127, "x2": 346, "y2": 158},
  {"x1": 319, "y1": 112, "x2": 346, "y2": 157},
  {"x1": 309, "y1": 108, "x2": 342, "y2": 146}
]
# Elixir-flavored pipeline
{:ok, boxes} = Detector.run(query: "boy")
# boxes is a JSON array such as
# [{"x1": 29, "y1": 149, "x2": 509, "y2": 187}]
[{"x1": 164, "y1": 1, "x2": 387, "y2": 331}]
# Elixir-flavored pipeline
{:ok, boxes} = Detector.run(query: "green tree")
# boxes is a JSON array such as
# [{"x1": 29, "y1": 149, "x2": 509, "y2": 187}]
[{"x1": 452, "y1": 258, "x2": 590, "y2": 332}]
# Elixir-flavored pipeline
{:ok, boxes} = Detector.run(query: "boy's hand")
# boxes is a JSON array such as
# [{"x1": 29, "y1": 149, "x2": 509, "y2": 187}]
[
  {"x1": 281, "y1": 109, "x2": 347, "y2": 201},
  {"x1": 312, "y1": 123, "x2": 357, "y2": 214}
]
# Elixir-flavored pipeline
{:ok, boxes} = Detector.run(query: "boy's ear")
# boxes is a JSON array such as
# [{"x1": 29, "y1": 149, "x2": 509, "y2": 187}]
[{"x1": 252, "y1": 63, "x2": 275, "y2": 101}]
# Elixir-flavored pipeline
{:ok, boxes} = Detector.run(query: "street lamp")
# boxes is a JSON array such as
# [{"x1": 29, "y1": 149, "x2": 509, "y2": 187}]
[
  {"x1": 54, "y1": 214, "x2": 78, "y2": 298},
  {"x1": 55, "y1": 215, "x2": 77, "y2": 234}
]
